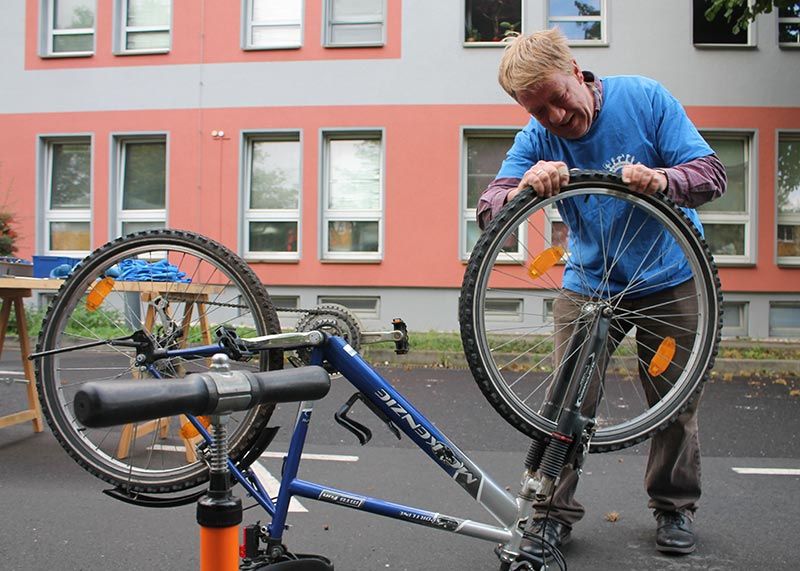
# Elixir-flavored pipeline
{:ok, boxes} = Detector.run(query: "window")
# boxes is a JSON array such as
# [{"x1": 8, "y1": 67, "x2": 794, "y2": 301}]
[
  {"x1": 693, "y1": 0, "x2": 755, "y2": 46},
  {"x1": 244, "y1": 0, "x2": 302, "y2": 49},
  {"x1": 547, "y1": 0, "x2": 606, "y2": 45},
  {"x1": 117, "y1": 0, "x2": 172, "y2": 53},
  {"x1": 43, "y1": 138, "x2": 92, "y2": 255},
  {"x1": 317, "y1": 295, "x2": 380, "y2": 318},
  {"x1": 721, "y1": 301, "x2": 748, "y2": 337},
  {"x1": 464, "y1": 0, "x2": 521, "y2": 44},
  {"x1": 779, "y1": 3, "x2": 800, "y2": 47},
  {"x1": 696, "y1": 133, "x2": 754, "y2": 264},
  {"x1": 777, "y1": 133, "x2": 800, "y2": 264},
  {"x1": 322, "y1": 132, "x2": 383, "y2": 260},
  {"x1": 485, "y1": 298, "x2": 523, "y2": 321},
  {"x1": 42, "y1": 0, "x2": 95, "y2": 56},
  {"x1": 769, "y1": 302, "x2": 800, "y2": 338},
  {"x1": 462, "y1": 131, "x2": 521, "y2": 259},
  {"x1": 244, "y1": 134, "x2": 301, "y2": 259},
  {"x1": 543, "y1": 298, "x2": 554, "y2": 323},
  {"x1": 270, "y1": 295, "x2": 299, "y2": 309},
  {"x1": 324, "y1": 0, "x2": 384, "y2": 47},
  {"x1": 114, "y1": 137, "x2": 167, "y2": 237}
]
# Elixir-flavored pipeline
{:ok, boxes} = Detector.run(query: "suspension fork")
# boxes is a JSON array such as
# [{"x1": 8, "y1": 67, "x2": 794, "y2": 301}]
[{"x1": 525, "y1": 302, "x2": 613, "y2": 500}]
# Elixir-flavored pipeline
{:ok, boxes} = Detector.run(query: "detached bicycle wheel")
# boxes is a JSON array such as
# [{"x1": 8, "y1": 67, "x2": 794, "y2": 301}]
[
  {"x1": 460, "y1": 171, "x2": 721, "y2": 452},
  {"x1": 36, "y1": 230, "x2": 282, "y2": 492}
]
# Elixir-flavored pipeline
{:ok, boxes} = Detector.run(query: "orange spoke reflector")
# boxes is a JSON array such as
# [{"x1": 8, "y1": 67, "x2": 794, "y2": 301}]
[
  {"x1": 648, "y1": 336, "x2": 676, "y2": 376},
  {"x1": 181, "y1": 416, "x2": 210, "y2": 439},
  {"x1": 85, "y1": 277, "x2": 116, "y2": 311},
  {"x1": 528, "y1": 246, "x2": 564, "y2": 279}
]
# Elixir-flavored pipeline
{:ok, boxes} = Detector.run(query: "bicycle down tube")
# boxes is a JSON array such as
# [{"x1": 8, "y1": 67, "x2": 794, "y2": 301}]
[{"x1": 196, "y1": 333, "x2": 524, "y2": 545}]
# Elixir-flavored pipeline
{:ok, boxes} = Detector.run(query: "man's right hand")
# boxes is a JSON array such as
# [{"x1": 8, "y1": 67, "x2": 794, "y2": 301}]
[{"x1": 507, "y1": 161, "x2": 570, "y2": 202}]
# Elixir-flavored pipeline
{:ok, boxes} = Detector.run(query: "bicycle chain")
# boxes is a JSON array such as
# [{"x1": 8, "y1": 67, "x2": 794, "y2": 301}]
[{"x1": 157, "y1": 294, "x2": 329, "y2": 316}]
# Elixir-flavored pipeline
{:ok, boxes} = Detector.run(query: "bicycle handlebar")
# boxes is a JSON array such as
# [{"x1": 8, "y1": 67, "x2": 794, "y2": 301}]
[{"x1": 74, "y1": 365, "x2": 331, "y2": 428}]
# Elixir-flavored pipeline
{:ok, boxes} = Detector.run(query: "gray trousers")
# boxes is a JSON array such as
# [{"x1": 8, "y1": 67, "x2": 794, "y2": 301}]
[{"x1": 533, "y1": 280, "x2": 703, "y2": 525}]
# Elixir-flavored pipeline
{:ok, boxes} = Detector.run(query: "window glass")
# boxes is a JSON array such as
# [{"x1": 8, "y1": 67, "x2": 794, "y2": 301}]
[
  {"x1": 49, "y1": 221, "x2": 90, "y2": 251},
  {"x1": 51, "y1": 142, "x2": 91, "y2": 209},
  {"x1": 465, "y1": 0, "x2": 521, "y2": 43},
  {"x1": 696, "y1": 134, "x2": 751, "y2": 261},
  {"x1": 127, "y1": 0, "x2": 170, "y2": 26},
  {"x1": 250, "y1": 0, "x2": 302, "y2": 48},
  {"x1": 693, "y1": 0, "x2": 749, "y2": 45},
  {"x1": 250, "y1": 140, "x2": 300, "y2": 209},
  {"x1": 122, "y1": 142, "x2": 166, "y2": 210},
  {"x1": 328, "y1": 139, "x2": 381, "y2": 210},
  {"x1": 327, "y1": 0, "x2": 383, "y2": 45},
  {"x1": 124, "y1": 0, "x2": 171, "y2": 50},
  {"x1": 769, "y1": 302, "x2": 800, "y2": 337},
  {"x1": 328, "y1": 220, "x2": 379, "y2": 252},
  {"x1": 317, "y1": 295, "x2": 379, "y2": 317},
  {"x1": 548, "y1": 0, "x2": 602, "y2": 41},
  {"x1": 249, "y1": 221, "x2": 298, "y2": 252},
  {"x1": 121, "y1": 220, "x2": 165, "y2": 235},
  {"x1": 779, "y1": 3, "x2": 800, "y2": 45},
  {"x1": 778, "y1": 134, "x2": 800, "y2": 260},
  {"x1": 466, "y1": 136, "x2": 511, "y2": 208},
  {"x1": 51, "y1": 0, "x2": 94, "y2": 53}
]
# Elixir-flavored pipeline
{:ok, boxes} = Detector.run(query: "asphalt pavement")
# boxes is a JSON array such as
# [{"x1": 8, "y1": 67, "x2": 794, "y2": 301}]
[{"x1": 1, "y1": 350, "x2": 798, "y2": 571}]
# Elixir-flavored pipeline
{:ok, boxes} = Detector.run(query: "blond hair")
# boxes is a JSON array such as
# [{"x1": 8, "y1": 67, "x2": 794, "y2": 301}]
[{"x1": 498, "y1": 28, "x2": 574, "y2": 99}]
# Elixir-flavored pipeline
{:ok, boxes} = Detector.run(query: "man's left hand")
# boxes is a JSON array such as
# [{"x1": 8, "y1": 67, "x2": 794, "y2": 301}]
[{"x1": 621, "y1": 164, "x2": 667, "y2": 195}]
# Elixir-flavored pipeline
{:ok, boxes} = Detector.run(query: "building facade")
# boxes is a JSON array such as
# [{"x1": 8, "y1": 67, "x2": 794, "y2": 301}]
[{"x1": 1, "y1": 0, "x2": 799, "y2": 337}]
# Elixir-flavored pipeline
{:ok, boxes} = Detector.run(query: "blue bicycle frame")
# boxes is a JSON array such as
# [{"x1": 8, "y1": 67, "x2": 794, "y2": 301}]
[{"x1": 168, "y1": 334, "x2": 526, "y2": 548}]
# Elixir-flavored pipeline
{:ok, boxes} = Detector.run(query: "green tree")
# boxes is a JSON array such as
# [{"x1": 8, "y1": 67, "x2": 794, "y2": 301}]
[{"x1": 705, "y1": 0, "x2": 796, "y2": 33}]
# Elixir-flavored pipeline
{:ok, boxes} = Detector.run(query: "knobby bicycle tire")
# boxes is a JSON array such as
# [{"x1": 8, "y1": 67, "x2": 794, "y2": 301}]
[
  {"x1": 35, "y1": 230, "x2": 282, "y2": 492},
  {"x1": 460, "y1": 171, "x2": 722, "y2": 452}
]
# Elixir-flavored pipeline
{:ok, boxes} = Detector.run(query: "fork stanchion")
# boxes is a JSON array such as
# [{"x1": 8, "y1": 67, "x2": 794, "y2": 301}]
[{"x1": 197, "y1": 355, "x2": 242, "y2": 571}]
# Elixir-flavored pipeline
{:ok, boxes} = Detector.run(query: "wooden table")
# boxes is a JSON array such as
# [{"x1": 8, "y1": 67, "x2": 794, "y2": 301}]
[
  {"x1": 0, "y1": 278, "x2": 63, "y2": 432},
  {"x1": 0, "y1": 277, "x2": 223, "y2": 448}
]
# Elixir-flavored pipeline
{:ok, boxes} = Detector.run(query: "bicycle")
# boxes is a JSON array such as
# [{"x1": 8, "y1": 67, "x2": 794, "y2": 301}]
[{"x1": 32, "y1": 171, "x2": 721, "y2": 570}]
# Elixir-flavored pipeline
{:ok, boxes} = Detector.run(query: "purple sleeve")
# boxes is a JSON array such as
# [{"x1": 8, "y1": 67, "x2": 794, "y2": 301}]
[
  {"x1": 477, "y1": 177, "x2": 520, "y2": 230},
  {"x1": 662, "y1": 154, "x2": 727, "y2": 208}
]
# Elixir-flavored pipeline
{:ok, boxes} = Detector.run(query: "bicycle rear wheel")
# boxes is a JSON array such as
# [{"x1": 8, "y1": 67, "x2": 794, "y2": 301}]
[
  {"x1": 36, "y1": 230, "x2": 282, "y2": 492},
  {"x1": 460, "y1": 172, "x2": 721, "y2": 452}
]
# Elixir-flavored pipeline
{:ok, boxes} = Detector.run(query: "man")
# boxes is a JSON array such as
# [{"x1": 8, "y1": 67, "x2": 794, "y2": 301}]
[{"x1": 478, "y1": 29, "x2": 726, "y2": 558}]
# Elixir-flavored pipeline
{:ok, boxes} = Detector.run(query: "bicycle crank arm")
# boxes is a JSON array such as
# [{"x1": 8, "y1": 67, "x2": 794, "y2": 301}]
[{"x1": 239, "y1": 330, "x2": 325, "y2": 351}]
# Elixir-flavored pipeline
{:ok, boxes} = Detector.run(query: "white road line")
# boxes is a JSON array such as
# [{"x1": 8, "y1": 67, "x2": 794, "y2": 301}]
[
  {"x1": 249, "y1": 461, "x2": 307, "y2": 513},
  {"x1": 260, "y1": 451, "x2": 359, "y2": 462},
  {"x1": 732, "y1": 467, "x2": 800, "y2": 476}
]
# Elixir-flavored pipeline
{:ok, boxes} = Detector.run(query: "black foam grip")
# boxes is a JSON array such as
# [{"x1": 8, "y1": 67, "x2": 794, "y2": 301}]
[
  {"x1": 75, "y1": 375, "x2": 213, "y2": 428},
  {"x1": 247, "y1": 366, "x2": 331, "y2": 404}
]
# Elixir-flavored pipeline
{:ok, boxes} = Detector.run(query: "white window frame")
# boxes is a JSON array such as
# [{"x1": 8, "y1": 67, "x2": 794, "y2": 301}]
[
  {"x1": 697, "y1": 131, "x2": 757, "y2": 266},
  {"x1": 115, "y1": 0, "x2": 172, "y2": 55},
  {"x1": 778, "y1": 2, "x2": 800, "y2": 48},
  {"x1": 461, "y1": 129, "x2": 525, "y2": 262},
  {"x1": 693, "y1": 0, "x2": 757, "y2": 48},
  {"x1": 463, "y1": 0, "x2": 523, "y2": 47},
  {"x1": 41, "y1": 0, "x2": 96, "y2": 57},
  {"x1": 547, "y1": 0, "x2": 607, "y2": 47},
  {"x1": 320, "y1": 130, "x2": 384, "y2": 261},
  {"x1": 777, "y1": 130, "x2": 800, "y2": 266},
  {"x1": 40, "y1": 135, "x2": 93, "y2": 257},
  {"x1": 242, "y1": 131, "x2": 302, "y2": 261},
  {"x1": 324, "y1": 0, "x2": 385, "y2": 47},
  {"x1": 242, "y1": 0, "x2": 303, "y2": 50},
  {"x1": 112, "y1": 134, "x2": 168, "y2": 238},
  {"x1": 485, "y1": 297, "x2": 524, "y2": 322}
]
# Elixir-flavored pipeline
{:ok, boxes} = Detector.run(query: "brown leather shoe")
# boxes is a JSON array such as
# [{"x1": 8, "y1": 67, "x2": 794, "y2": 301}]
[{"x1": 655, "y1": 511, "x2": 696, "y2": 554}]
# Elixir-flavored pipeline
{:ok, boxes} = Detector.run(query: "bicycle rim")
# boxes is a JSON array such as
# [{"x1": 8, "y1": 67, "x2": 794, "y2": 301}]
[
  {"x1": 460, "y1": 174, "x2": 721, "y2": 452},
  {"x1": 36, "y1": 230, "x2": 282, "y2": 492}
]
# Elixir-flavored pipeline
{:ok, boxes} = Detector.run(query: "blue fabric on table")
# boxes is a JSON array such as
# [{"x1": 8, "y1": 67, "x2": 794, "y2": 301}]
[{"x1": 117, "y1": 259, "x2": 191, "y2": 283}]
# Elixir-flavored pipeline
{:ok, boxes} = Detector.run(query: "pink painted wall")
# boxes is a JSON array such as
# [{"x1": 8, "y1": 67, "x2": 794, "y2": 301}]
[
  {"x1": 2, "y1": 104, "x2": 798, "y2": 292},
  {"x1": 24, "y1": 0, "x2": 401, "y2": 70}
]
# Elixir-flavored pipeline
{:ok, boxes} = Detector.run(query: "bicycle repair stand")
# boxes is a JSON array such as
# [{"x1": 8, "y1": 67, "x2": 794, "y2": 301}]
[{"x1": 198, "y1": 355, "x2": 333, "y2": 571}]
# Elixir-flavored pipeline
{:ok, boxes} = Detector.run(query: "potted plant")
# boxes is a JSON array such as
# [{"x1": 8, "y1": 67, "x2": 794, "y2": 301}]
[{"x1": 0, "y1": 211, "x2": 32, "y2": 276}]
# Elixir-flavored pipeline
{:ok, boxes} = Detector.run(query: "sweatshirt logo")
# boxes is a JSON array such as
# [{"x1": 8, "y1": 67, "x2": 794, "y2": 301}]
[{"x1": 603, "y1": 153, "x2": 637, "y2": 173}]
